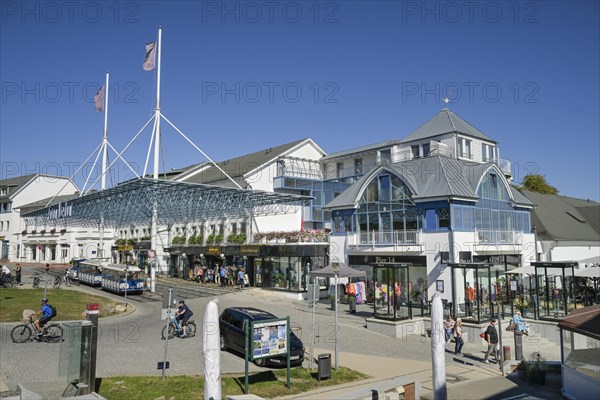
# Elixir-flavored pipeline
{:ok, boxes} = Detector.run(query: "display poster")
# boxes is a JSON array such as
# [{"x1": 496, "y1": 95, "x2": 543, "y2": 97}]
[
  {"x1": 510, "y1": 280, "x2": 518, "y2": 291},
  {"x1": 251, "y1": 319, "x2": 288, "y2": 360}
]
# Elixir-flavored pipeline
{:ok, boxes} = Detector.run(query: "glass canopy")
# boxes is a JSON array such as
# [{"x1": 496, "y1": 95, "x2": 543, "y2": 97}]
[{"x1": 21, "y1": 178, "x2": 312, "y2": 228}]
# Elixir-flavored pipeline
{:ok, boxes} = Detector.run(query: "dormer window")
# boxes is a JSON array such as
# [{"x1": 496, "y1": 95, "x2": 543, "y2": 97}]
[
  {"x1": 458, "y1": 137, "x2": 472, "y2": 159},
  {"x1": 354, "y1": 159, "x2": 363, "y2": 175},
  {"x1": 411, "y1": 145, "x2": 420, "y2": 159},
  {"x1": 379, "y1": 149, "x2": 391, "y2": 164},
  {"x1": 482, "y1": 144, "x2": 495, "y2": 162}
]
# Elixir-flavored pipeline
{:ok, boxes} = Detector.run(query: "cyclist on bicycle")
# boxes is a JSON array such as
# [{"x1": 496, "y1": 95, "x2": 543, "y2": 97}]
[
  {"x1": 1, "y1": 265, "x2": 11, "y2": 283},
  {"x1": 176, "y1": 299, "x2": 193, "y2": 338},
  {"x1": 33, "y1": 298, "x2": 53, "y2": 337}
]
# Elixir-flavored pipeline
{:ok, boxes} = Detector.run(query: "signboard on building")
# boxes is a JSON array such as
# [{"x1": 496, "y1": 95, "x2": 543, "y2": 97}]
[
  {"x1": 240, "y1": 246, "x2": 260, "y2": 256},
  {"x1": 47, "y1": 201, "x2": 73, "y2": 220},
  {"x1": 117, "y1": 245, "x2": 134, "y2": 252},
  {"x1": 134, "y1": 241, "x2": 152, "y2": 250},
  {"x1": 206, "y1": 246, "x2": 221, "y2": 255}
]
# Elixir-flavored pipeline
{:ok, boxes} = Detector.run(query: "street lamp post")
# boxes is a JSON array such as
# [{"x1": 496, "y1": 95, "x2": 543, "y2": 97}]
[
  {"x1": 44, "y1": 263, "x2": 50, "y2": 299},
  {"x1": 332, "y1": 261, "x2": 340, "y2": 370}
]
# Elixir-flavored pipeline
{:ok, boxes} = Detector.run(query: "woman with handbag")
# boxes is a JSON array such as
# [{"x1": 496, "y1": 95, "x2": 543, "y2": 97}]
[{"x1": 513, "y1": 310, "x2": 528, "y2": 335}]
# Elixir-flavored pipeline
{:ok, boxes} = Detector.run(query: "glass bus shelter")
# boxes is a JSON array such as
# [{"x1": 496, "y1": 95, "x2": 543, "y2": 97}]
[
  {"x1": 449, "y1": 262, "x2": 494, "y2": 324},
  {"x1": 371, "y1": 262, "x2": 413, "y2": 321},
  {"x1": 532, "y1": 261, "x2": 577, "y2": 320}
]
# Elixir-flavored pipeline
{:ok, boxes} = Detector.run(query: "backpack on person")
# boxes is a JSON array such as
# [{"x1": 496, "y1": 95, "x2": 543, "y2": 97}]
[{"x1": 49, "y1": 304, "x2": 57, "y2": 318}]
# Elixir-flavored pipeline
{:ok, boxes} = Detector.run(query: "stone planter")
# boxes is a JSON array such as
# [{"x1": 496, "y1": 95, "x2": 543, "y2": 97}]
[{"x1": 349, "y1": 301, "x2": 356, "y2": 314}]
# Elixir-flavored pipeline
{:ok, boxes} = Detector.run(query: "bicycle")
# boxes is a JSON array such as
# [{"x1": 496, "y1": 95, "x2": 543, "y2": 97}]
[
  {"x1": 0, "y1": 274, "x2": 16, "y2": 288},
  {"x1": 11, "y1": 315, "x2": 63, "y2": 343},
  {"x1": 32, "y1": 273, "x2": 41, "y2": 288},
  {"x1": 161, "y1": 315, "x2": 197, "y2": 340},
  {"x1": 53, "y1": 270, "x2": 77, "y2": 289}
]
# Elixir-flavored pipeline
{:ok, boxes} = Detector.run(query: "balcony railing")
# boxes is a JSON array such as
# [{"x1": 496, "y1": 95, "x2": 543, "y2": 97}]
[
  {"x1": 276, "y1": 157, "x2": 323, "y2": 180},
  {"x1": 358, "y1": 230, "x2": 419, "y2": 245},
  {"x1": 475, "y1": 230, "x2": 520, "y2": 245},
  {"x1": 497, "y1": 159, "x2": 512, "y2": 177}
]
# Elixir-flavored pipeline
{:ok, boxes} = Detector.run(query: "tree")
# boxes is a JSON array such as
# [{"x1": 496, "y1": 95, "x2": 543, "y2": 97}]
[{"x1": 520, "y1": 174, "x2": 559, "y2": 194}]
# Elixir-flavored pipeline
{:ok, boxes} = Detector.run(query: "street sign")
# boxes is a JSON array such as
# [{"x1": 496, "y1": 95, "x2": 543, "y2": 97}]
[
  {"x1": 157, "y1": 361, "x2": 170, "y2": 370},
  {"x1": 331, "y1": 262, "x2": 340, "y2": 274}
]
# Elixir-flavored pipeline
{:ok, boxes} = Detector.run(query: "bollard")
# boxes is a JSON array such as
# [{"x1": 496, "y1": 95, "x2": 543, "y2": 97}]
[
  {"x1": 503, "y1": 346, "x2": 511, "y2": 361},
  {"x1": 514, "y1": 332, "x2": 524, "y2": 360}
]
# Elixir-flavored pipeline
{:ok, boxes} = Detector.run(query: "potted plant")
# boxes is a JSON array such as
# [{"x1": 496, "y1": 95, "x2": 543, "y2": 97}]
[
  {"x1": 514, "y1": 297, "x2": 528, "y2": 315},
  {"x1": 171, "y1": 235, "x2": 185, "y2": 245},
  {"x1": 348, "y1": 295, "x2": 357, "y2": 314},
  {"x1": 329, "y1": 294, "x2": 337, "y2": 311},
  {"x1": 515, "y1": 359, "x2": 528, "y2": 381},
  {"x1": 527, "y1": 352, "x2": 547, "y2": 385}
]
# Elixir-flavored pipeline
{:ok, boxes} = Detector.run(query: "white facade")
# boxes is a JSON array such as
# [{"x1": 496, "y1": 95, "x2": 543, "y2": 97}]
[{"x1": 1, "y1": 174, "x2": 81, "y2": 262}]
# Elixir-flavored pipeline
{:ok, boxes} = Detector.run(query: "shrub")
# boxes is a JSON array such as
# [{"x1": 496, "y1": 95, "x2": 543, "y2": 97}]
[{"x1": 172, "y1": 236, "x2": 185, "y2": 245}]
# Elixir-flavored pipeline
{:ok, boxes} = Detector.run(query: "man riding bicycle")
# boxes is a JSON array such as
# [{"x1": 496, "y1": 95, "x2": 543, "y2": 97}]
[
  {"x1": 33, "y1": 298, "x2": 54, "y2": 337},
  {"x1": 176, "y1": 299, "x2": 193, "y2": 338}
]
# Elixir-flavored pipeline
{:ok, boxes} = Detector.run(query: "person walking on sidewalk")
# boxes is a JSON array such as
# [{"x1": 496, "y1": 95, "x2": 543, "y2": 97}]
[
  {"x1": 15, "y1": 264, "x2": 22, "y2": 285},
  {"x1": 444, "y1": 315, "x2": 455, "y2": 342},
  {"x1": 483, "y1": 318, "x2": 499, "y2": 363},
  {"x1": 453, "y1": 318, "x2": 464, "y2": 355},
  {"x1": 220, "y1": 265, "x2": 226, "y2": 288}
]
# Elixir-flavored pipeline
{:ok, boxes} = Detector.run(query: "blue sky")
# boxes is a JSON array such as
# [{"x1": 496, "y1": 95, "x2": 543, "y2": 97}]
[{"x1": 1, "y1": 1, "x2": 599, "y2": 201}]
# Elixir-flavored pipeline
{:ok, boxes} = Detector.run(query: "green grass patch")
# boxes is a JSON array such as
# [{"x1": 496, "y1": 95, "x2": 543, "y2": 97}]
[
  {"x1": 99, "y1": 367, "x2": 369, "y2": 400},
  {"x1": 0, "y1": 288, "x2": 127, "y2": 322}
]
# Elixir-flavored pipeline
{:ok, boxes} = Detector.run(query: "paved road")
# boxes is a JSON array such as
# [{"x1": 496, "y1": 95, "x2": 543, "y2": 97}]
[
  {"x1": 1, "y1": 283, "x2": 497, "y2": 382},
  {"x1": 1, "y1": 271, "x2": 559, "y2": 399}
]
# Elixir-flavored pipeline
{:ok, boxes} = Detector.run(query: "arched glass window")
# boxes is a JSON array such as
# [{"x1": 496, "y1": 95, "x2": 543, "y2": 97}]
[
  {"x1": 355, "y1": 172, "x2": 419, "y2": 243},
  {"x1": 474, "y1": 171, "x2": 531, "y2": 234}
]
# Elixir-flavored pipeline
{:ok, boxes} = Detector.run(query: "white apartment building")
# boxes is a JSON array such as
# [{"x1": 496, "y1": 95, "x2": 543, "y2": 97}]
[{"x1": 0, "y1": 174, "x2": 78, "y2": 262}]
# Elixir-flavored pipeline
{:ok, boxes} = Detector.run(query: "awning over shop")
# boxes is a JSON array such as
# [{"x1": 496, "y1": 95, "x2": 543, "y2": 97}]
[
  {"x1": 557, "y1": 305, "x2": 600, "y2": 341},
  {"x1": 22, "y1": 178, "x2": 312, "y2": 228},
  {"x1": 309, "y1": 262, "x2": 367, "y2": 278}
]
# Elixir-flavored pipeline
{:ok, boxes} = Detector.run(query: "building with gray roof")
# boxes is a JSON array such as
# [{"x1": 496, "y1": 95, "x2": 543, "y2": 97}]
[{"x1": 518, "y1": 189, "x2": 599, "y2": 263}]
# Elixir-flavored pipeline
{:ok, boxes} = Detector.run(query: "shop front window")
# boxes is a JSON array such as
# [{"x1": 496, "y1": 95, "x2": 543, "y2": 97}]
[
  {"x1": 450, "y1": 263, "x2": 493, "y2": 323},
  {"x1": 533, "y1": 262, "x2": 576, "y2": 320},
  {"x1": 372, "y1": 262, "x2": 412, "y2": 321}
]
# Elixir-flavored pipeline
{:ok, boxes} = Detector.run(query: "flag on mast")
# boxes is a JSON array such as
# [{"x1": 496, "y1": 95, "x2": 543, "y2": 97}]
[
  {"x1": 143, "y1": 41, "x2": 156, "y2": 71},
  {"x1": 94, "y1": 86, "x2": 104, "y2": 112}
]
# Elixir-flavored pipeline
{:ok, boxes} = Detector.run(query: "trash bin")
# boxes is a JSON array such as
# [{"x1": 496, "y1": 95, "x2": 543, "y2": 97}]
[
  {"x1": 317, "y1": 353, "x2": 331, "y2": 381},
  {"x1": 503, "y1": 346, "x2": 511, "y2": 361}
]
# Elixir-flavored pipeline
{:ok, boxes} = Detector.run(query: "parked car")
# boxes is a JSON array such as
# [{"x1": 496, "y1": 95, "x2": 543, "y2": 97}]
[{"x1": 219, "y1": 307, "x2": 304, "y2": 367}]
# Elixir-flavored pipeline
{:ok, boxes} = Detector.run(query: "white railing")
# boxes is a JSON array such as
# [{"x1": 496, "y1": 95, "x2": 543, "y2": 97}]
[
  {"x1": 430, "y1": 141, "x2": 454, "y2": 157},
  {"x1": 276, "y1": 157, "x2": 323, "y2": 180},
  {"x1": 476, "y1": 230, "x2": 519, "y2": 245},
  {"x1": 497, "y1": 158, "x2": 512, "y2": 177},
  {"x1": 358, "y1": 229, "x2": 419, "y2": 245}
]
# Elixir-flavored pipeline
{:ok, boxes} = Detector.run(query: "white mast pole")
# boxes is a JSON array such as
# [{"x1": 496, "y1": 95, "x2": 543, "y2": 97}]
[
  {"x1": 101, "y1": 71, "x2": 109, "y2": 190},
  {"x1": 100, "y1": 71, "x2": 109, "y2": 260},
  {"x1": 153, "y1": 27, "x2": 162, "y2": 179},
  {"x1": 151, "y1": 26, "x2": 162, "y2": 292}
]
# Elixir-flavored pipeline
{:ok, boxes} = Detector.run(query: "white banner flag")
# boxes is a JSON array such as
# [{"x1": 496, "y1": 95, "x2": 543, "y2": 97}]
[
  {"x1": 94, "y1": 86, "x2": 104, "y2": 112},
  {"x1": 143, "y1": 41, "x2": 156, "y2": 71}
]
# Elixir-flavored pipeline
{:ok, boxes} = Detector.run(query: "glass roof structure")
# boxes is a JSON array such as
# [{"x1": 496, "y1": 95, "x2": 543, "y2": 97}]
[{"x1": 22, "y1": 178, "x2": 312, "y2": 228}]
